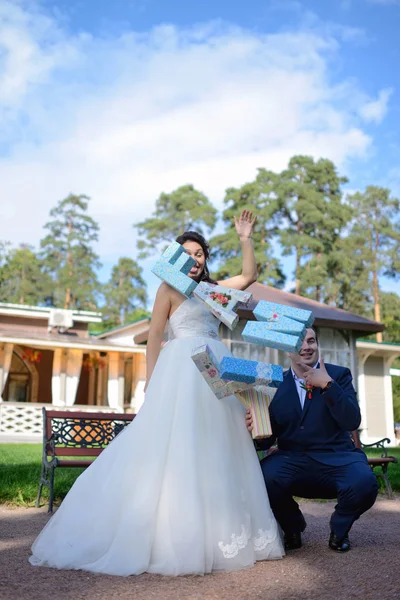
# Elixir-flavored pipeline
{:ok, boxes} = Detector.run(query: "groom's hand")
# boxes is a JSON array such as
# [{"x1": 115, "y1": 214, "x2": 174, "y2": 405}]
[
  {"x1": 245, "y1": 409, "x2": 253, "y2": 432},
  {"x1": 296, "y1": 357, "x2": 332, "y2": 389}
]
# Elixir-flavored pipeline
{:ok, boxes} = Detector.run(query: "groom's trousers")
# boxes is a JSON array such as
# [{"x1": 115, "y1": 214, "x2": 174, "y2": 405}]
[{"x1": 260, "y1": 452, "x2": 378, "y2": 540}]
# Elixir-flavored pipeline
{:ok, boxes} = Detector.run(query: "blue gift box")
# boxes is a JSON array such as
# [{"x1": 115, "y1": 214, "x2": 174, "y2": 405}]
[
  {"x1": 242, "y1": 322, "x2": 304, "y2": 353},
  {"x1": 253, "y1": 301, "x2": 314, "y2": 328},
  {"x1": 219, "y1": 356, "x2": 283, "y2": 388},
  {"x1": 151, "y1": 242, "x2": 198, "y2": 297},
  {"x1": 191, "y1": 345, "x2": 252, "y2": 399},
  {"x1": 248, "y1": 312, "x2": 306, "y2": 337},
  {"x1": 162, "y1": 241, "x2": 186, "y2": 263}
]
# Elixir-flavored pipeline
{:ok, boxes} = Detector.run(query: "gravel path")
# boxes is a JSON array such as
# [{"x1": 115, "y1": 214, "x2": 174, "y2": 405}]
[{"x1": 1, "y1": 498, "x2": 399, "y2": 600}]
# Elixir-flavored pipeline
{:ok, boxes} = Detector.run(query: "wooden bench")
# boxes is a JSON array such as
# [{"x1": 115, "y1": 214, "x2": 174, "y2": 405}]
[
  {"x1": 36, "y1": 408, "x2": 135, "y2": 512},
  {"x1": 351, "y1": 430, "x2": 398, "y2": 498}
]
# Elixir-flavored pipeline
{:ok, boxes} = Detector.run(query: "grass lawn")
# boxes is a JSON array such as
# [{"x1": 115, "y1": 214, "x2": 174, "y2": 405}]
[
  {"x1": 0, "y1": 444, "x2": 399, "y2": 508},
  {"x1": 0, "y1": 444, "x2": 87, "y2": 507}
]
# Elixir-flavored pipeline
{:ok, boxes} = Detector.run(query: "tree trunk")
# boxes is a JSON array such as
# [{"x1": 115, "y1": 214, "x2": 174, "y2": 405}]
[
  {"x1": 315, "y1": 253, "x2": 322, "y2": 303},
  {"x1": 65, "y1": 288, "x2": 71, "y2": 309},
  {"x1": 119, "y1": 275, "x2": 124, "y2": 326},
  {"x1": 373, "y1": 229, "x2": 382, "y2": 342},
  {"x1": 20, "y1": 262, "x2": 25, "y2": 304},
  {"x1": 295, "y1": 221, "x2": 301, "y2": 295},
  {"x1": 65, "y1": 219, "x2": 73, "y2": 309}
]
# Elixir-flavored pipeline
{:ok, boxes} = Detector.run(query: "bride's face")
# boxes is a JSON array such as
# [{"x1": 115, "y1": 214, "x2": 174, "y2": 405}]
[{"x1": 182, "y1": 241, "x2": 206, "y2": 280}]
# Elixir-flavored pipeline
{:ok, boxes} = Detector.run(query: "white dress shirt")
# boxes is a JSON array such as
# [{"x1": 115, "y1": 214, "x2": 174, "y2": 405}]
[{"x1": 291, "y1": 362, "x2": 319, "y2": 410}]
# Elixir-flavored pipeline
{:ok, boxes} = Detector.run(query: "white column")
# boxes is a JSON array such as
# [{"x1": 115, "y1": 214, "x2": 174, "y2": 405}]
[
  {"x1": 65, "y1": 349, "x2": 83, "y2": 406},
  {"x1": 107, "y1": 352, "x2": 125, "y2": 411},
  {"x1": 383, "y1": 356, "x2": 396, "y2": 444},
  {"x1": 131, "y1": 353, "x2": 146, "y2": 414},
  {"x1": 88, "y1": 362, "x2": 96, "y2": 406},
  {"x1": 357, "y1": 362, "x2": 368, "y2": 435},
  {"x1": 357, "y1": 351, "x2": 373, "y2": 442},
  {"x1": 52, "y1": 348, "x2": 66, "y2": 406},
  {"x1": 130, "y1": 356, "x2": 137, "y2": 410},
  {"x1": 0, "y1": 343, "x2": 14, "y2": 397},
  {"x1": 132, "y1": 381, "x2": 146, "y2": 413}
]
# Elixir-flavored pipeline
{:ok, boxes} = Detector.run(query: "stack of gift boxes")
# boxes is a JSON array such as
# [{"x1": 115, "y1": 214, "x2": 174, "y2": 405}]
[{"x1": 152, "y1": 242, "x2": 315, "y2": 439}]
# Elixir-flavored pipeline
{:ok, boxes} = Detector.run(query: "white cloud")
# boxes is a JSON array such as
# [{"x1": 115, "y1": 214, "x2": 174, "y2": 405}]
[
  {"x1": 0, "y1": 0, "x2": 387, "y2": 289},
  {"x1": 359, "y1": 88, "x2": 393, "y2": 124}
]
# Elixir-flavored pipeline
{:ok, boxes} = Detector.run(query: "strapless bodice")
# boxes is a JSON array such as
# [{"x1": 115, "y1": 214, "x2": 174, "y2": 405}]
[{"x1": 167, "y1": 297, "x2": 220, "y2": 341}]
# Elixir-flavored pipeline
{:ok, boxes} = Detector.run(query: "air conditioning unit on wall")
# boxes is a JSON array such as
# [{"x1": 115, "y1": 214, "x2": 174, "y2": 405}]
[{"x1": 48, "y1": 309, "x2": 74, "y2": 331}]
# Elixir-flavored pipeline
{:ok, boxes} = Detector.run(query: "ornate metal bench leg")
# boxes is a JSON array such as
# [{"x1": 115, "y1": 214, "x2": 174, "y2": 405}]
[
  {"x1": 35, "y1": 463, "x2": 46, "y2": 508},
  {"x1": 48, "y1": 465, "x2": 55, "y2": 513},
  {"x1": 382, "y1": 465, "x2": 394, "y2": 499}
]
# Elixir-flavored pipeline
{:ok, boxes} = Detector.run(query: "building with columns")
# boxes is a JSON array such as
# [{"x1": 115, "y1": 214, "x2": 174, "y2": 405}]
[
  {"x1": 356, "y1": 340, "x2": 400, "y2": 445},
  {"x1": 0, "y1": 303, "x2": 148, "y2": 441},
  {"x1": 2, "y1": 286, "x2": 399, "y2": 446}
]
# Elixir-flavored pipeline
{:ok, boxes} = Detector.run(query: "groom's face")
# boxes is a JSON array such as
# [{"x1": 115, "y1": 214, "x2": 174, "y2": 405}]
[{"x1": 289, "y1": 328, "x2": 319, "y2": 367}]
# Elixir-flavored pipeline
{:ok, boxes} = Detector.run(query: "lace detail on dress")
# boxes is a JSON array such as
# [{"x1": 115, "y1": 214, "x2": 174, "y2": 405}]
[
  {"x1": 218, "y1": 521, "x2": 278, "y2": 558},
  {"x1": 218, "y1": 525, "x2": 250, "y2": 559},
  {"x1": 253, "y1": 528, "x2": 278, "y2": 552},
  {"x1": 168, "y1": 297, "x2": 220, "y2": 341}
]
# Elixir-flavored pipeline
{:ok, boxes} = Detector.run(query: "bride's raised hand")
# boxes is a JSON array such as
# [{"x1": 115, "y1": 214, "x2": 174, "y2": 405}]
[{"x1": 234, "y1": 210, "x2": 257, "y2": 240}]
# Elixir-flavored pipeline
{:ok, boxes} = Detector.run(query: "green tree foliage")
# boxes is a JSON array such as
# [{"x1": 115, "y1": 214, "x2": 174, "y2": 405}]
[
  {"x1": 0, "y1": 244, "x2": 52, "y2": 305},
  {"x1": 0, "y1": 241, "x2": 11, "y2": 292},
  {"x1": 40, "y1": 194, "x2": 101, "y2": 310},
  {"x1": 379, "y1": 291, "x2": 400, "y2": 343},
  {"x1": 310, "y1": 233, "x2": 371, "y2": 314},
  {"x1": 210, "y1": 170, "x2": 285, "y2": 286},
  {"x1": 102, "y1": 257, "x2": 148, "y2": 328},
  {"x1": 275, "y1": 156, "x2": 351, "y2": 300},
  {"x1": 134, "y1": 185, "x2": 218, "y2": 258},
  {"x1": 392, "y1": 369, "x2": 400, "y2": 424},
  {"x1": 347, "y1": 187, "x2": 400, "y2": 340}
]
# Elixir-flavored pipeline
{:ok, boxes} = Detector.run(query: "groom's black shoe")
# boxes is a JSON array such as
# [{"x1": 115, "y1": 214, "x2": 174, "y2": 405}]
[
  {"x1": 328, "y1": 532, "x2": 351, "y2": 552},
  {"x1": 284, "y1": 532, "x2": 302, "y2": 551}
]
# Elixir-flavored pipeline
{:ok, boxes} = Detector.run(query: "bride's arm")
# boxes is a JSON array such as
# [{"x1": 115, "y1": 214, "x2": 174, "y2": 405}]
[
  {"x1": 217, "y1": 210, "x2": 258, "y2": 290},
  {"x1": 144, "y1": 283, "x2": 171, "y2": 392}
]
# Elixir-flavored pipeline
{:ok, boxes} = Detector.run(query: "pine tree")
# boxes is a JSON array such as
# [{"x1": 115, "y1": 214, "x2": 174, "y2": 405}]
[
  {"x1": 210, "y1": 170, "x2": 285, "y2": 286},
  {"x1": 102, "y1": 257, "x2": 148, "y2": 328},
  {"x1": 322, "y1": 234, "x2": 371, "y2": 314},
  {"x1": 275, "y1": 156, "x2": 350, "y2": 300},
  {"x1": 379, "y1": 291, "x2": 400, "y2": 343},
  {"x1": 40, "y1": 194, "x2": 101, "y2": 310},
  {"x1": 347, "y1": 186, "x2": 400, "y2": 341},
  {"x1": 0, "y1": 244, "x2": 52, "y2": 305},
  {"x1": 134, "y1": 185, "x2": 217, "y2": 258}
]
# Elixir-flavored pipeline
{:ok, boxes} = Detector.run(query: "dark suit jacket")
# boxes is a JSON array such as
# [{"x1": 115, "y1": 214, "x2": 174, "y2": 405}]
[{"x1": 256, "y1": 363, "x2": 367, "y2": 466}]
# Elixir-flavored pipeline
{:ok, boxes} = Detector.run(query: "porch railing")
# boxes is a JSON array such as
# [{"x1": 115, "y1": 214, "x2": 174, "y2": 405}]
[{"x1": 0, "y1": 401, "x2": 123, "y2": 442}]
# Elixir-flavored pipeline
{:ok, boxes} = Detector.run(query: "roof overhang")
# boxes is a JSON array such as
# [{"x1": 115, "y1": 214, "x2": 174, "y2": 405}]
[
  {"x1": 356, "y1": 340, "x2": 400, "y2": 358},
  {"x1": 134, "y1": 331, "x2": 149, "y2": 345},
  {"x1": 96, "y1": 318, "x2": 150, "y2": 339},
  {"x1": 0, "y1": 334, "x2": 146, "y2": 354},
  {"x1": 0, "y1": 303, "x2": 102, "y2": 323}
]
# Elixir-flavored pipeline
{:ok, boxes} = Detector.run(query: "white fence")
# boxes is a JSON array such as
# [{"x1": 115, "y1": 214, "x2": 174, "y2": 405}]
[{"x1": 0, "y1": 402, "x2": 123, "y2": 443}]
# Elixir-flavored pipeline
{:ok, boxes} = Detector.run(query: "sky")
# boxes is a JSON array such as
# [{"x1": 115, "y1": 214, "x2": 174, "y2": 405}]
[{"x1": 0, "y1": 0, "x2": 399, "y2": 306}]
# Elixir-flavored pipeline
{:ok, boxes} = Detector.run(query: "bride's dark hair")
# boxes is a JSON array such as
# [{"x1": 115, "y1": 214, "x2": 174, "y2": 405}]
[{"x1": 175, "y1": 231, "x2": 217, "y2": 284}]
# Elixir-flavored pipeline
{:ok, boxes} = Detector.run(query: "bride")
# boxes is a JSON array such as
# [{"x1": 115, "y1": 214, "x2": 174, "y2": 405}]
[{"x1": 29, "y1": 210, "x2": 284, "y2": 576}]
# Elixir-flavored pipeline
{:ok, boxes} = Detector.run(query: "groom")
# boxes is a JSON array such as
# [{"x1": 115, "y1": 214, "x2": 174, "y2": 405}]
[{"x1": 246, "y1": 328, "x2": 378, "y2": 552}]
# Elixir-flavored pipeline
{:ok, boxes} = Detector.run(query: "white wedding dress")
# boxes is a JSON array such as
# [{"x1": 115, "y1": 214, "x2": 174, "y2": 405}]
[{"x1": 29, "y1": 297, "x2": 284, "y2": 576}]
